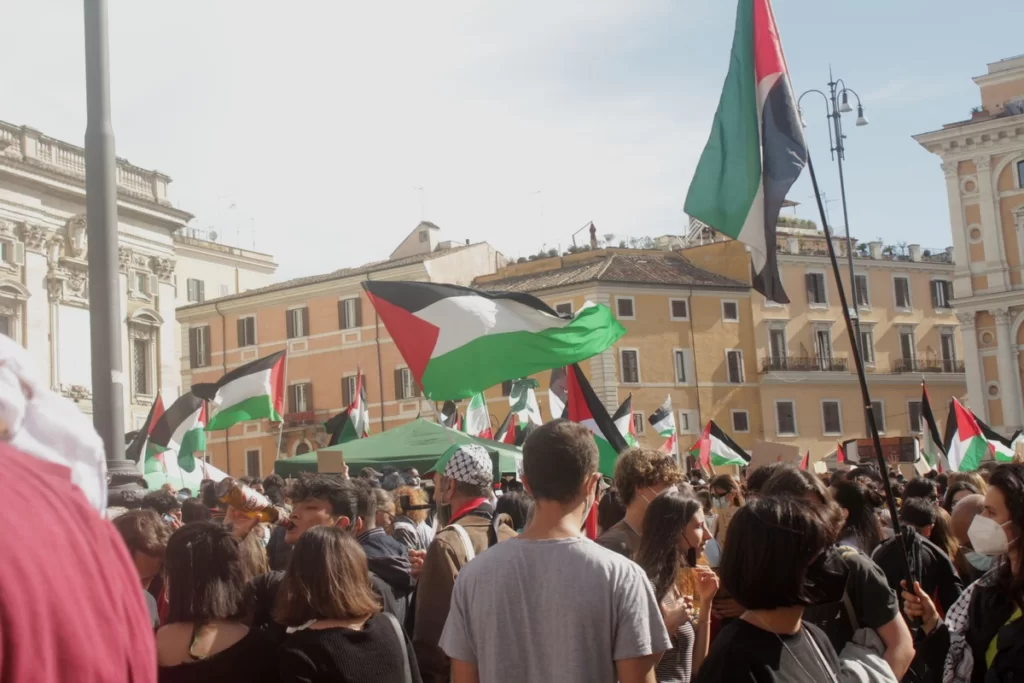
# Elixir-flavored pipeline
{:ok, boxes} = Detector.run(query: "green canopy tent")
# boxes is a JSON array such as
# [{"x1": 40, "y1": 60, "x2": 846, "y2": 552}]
[{"x1": 274, "y1": 418, "x2": 522, "y2": 480}]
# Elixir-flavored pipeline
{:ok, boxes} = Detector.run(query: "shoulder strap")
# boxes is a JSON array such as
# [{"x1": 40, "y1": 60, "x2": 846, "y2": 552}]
[
  {"x1": 382, "y1": 613, "x2": 413, "y2": 683},
  {"x1": 446, "y1": 523, "x2": 476, "y2": 562},
  {"x1": 805, "y1": 627, "x2": 840, "y2": 683},
  {"x1": 836, "y1": 546, "x2": 861, "y2": 632}
]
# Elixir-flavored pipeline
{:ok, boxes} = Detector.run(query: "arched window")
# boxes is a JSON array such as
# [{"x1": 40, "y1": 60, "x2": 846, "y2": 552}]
[
  {"x1": 294, "y1": 441, "x2": 311, "y2": 456},
  {"x1": 0, "y1": 281, "x2": 30, "y2": 344},
  {"x1": 127, "y1": 308, "x2": 163, "y2": 400},
  {"x1": 1017, "y1": 160, "x2": 1024, "y2": 189}
]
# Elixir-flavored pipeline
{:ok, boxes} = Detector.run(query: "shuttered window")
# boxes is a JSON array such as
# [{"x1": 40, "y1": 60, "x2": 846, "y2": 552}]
[
  {"x1": 394, "y1": 369, "x2": 420, "y2": 400},
  {"x1": 286, "y1": 308, "x2": 309, "y2": 339},
  {"x1": 620, "y1": 350, "x2": 640, "y2": 384},
  {"x1": 339, "y1": 298, "x2": 363, "y2": 330},
  {"x1": 237, "y1": 317, "x2": 256, "y2": 347},
  {"x1": 189, "y1": 326, "x2": 210, "y2": 369}
]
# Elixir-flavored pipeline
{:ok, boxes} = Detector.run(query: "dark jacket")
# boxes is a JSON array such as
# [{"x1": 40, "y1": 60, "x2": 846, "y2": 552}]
[
  {"x1": 872, "y1": 527, "x2": 963, "y2": 617},
  {"x1": 266, "y1": 524, "x2": 293, "y2": 573},
  {"x1": 358, "y1": 527, "x2": 414, "y2": 624}
]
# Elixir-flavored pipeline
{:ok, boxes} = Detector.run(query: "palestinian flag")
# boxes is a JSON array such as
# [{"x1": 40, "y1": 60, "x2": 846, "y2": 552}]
[
  {"x1": 495, "y1": 412, "x2": 517, "y2": 445},
  {"x1": 126, "y1": 393, "x2": 164, "y2": 463},
  {"x1": 566, "y1": 363, "x2": 629, "y2": 476},
  {"x1": 194, "y1": 351, "x2": 285, "y2": 431},
  {"x1": 548, "y1": 367, "x2": 568, "y2": 420},
  {"x1": 976, "y1": 414, "x2": 1016, "y2": 462},
  {"x1": 694, "y1": 421, "x2": 750, "y2": 469},
  {"x1": 799, "y1": 451, "x2": 809, "y2": 471},
  {"x1": 944, "y1": 398, "x2": 993, "y2": 472},
  {"x1": 649, "y1": 395, "x2": 678, "y2": 456},
  {"x1": 440, "y1": 400, "x2": 463, "y2": 431},
  {"x1": 362, "y1": 281, "x2": 625, "y2": 400},
  {"x1": 683, "y1": 0, "x2": 806, "y2": 304},
  {"x1": 921, "y1": 383, "x2": 946, "y2": 472},
  {"x1": 509, "y1": 378, "x2": 543, "y2": 427},
  {"x1": 146, "y1": 393, "x2": 207, "y2": 473},
  {"x1": 612, "y1": 395, "x2": 639, "y2": 447},
  {"x1": 324, "y1": 408, "x2": 353, "y2": 447},
  {"x1": 325, "y1": 374, "x2": 370, "y2": 446},
  {"x1": 465, "y1": 393, "x2": 493, "y2": 440}
]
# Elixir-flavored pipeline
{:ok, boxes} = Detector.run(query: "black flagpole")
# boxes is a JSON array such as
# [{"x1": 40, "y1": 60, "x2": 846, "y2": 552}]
[{"x1": 805, "y1": 153, "x2": 916, "y2": 588}]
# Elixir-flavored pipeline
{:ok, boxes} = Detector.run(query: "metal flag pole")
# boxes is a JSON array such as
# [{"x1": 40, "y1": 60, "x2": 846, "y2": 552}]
[
  {"x1": 806, "y1": 152, "x2": 915, "y2": 588},
  {"x1": 276, "y1": 352, "x2": 289, "y2": 460}
]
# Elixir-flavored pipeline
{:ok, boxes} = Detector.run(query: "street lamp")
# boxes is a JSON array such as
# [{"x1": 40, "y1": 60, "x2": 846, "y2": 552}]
[{"x1": 798, "y1": 69, "x2": 869, "y2": 359}]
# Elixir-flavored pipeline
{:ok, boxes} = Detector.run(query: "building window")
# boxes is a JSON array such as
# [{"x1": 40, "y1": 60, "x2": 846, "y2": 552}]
[
  {"x1": 908, "y1": 401, "x2": 923, "y2": 433},
  {"x1": 555, "y1": 302, "x2": 574, "y2": 316},
  {"x1": 931, "y1": 280, "x2": 953, "y2": 309},
  {"x1": 678, "y1": 410, "x2": 697, "y2": 434},
  {"x1": 419, "y1": 230, "x2": 429, "y2": 242},
  {"x1": 899, "y1": 329, "x2": 916, "y2": 365},
  {"x1": 620, "y1": 350, "x2": 640, "y2": 384},
  {"x1": 821, "y1": 400, "x2": 842, "y2": 436},
  {"x1": 246, "y1": 449, "x2": 261, "y2": 476},
  {"x1": 632, "y1": 412, "x2": 645, "y2": 435},
  {"x1": 342, "y1": 375, "x2": 362, "y2": 406},
  {"x1": 132, "y1": 337, "x2": 152, "y2": 396},
  {"x1": 815, "y1": 329, "x2": 833, "y2": 366},
  {"x1": 670, "y1": 299, "x2": 689, "y2": 321},
  {"x1": 339, "y1": 298, "x2": 362, "y2": 330},
  {"x1": 288, "y1": 382, "x2": 312, "y2": 413},
  {"x1": 775, "y1": 400, "x2": 797, "y2": 436},
  {"x1": 859, "y1": 328, "x2": 876, "y2": 365},
  {"x1": 0, "y1": 241, "x2": 24, "y2": 267},
  {"x1": 673, "y1": 349, "x2": 688, "y2": 383},
  {"x1": 1018, "y1": 160, "x2": 1024, "y2": 188},
  {"x1": 732, "y1": 410, "x2": 750, "y2": 433},
  {"x1": 616, "y1": 297, "x2": 635, "y2": 319},
  {"x1": 395, "y1": 368, "x2": 421, "y2": 400},
  {"x1": 940, "y1": 331, "x2": 958, "y2": 371},
  {"x1": 133, "y1": 271, "x2": 150, "y2": 295},
  {"x1": 186, "y1": 278, "x2": 205, "y2": 303},
  {"x1": 894, "y1": 276, "x2": 912, "y2": 309},
  {"x1": 806, "y1": 272, "x2": 827, "y2": 306},
  {"x1": 286, "y1": 307, "x2": 309, "y2": 339},
  {"x1": 0, "y1": 314, "x2": 10, "y2": 338},
  {"x1": 768, "y1": 327, "x2": 787, "y2": 363},
  {"x1": 188, "y1": 326, "x2": 210, "y2": 369},
  {"x1": 237, "y1": 316, "x2": 256, "y2": 347},
  {"x1": 871, "y1": 401, "x2": 886, "y2": 434},
  {"x1": 854, "y1": 274, "x2": 870, "y2": 308},
  {"x1": 726, "y1": 349, "x2": 744, "y2": 384},
  {"x1": 721, "y1": 300, "x2": 739, "y2": 322},
  {"x1": 501, "y1": 380, "x2": 513, "y2": 396}
]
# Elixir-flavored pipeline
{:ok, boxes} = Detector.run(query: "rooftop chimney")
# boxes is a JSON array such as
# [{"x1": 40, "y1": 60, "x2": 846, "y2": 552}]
[
  {"x1": 909, "y1": 244, "x2": 922, "y2": 262},
  {"x1": 869, "y1": 241, "x2": 883, "y2": 260}
]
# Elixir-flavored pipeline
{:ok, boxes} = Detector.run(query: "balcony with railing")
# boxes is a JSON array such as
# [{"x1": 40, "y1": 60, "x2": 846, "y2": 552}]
[
  {"x1": 761, "y1": 354, "x2": 850, "y2": 373},
  {"x1": 0, "y1": 120, "x2": 173, "y2": 206},
  {"x1": 284, "y1": 410, "x2": 317, "y2": 426},
  {"x1": 891, "y1": 358, "x2": 965, "y2": 374}
]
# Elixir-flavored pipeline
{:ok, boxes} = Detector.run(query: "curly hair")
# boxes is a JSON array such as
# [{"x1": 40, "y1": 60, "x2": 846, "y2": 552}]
[{"x1": 612, "y1": 448, "x2": 684, "y2": 506}]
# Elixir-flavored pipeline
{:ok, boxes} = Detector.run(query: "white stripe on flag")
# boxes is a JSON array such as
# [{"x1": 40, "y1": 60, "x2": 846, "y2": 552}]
[
  {"x1": 418, "y1": 296, "x2": 570, "y2": 359},
  {"x1": 213, "y1": 369, "x2": 273, "y2": 410}
]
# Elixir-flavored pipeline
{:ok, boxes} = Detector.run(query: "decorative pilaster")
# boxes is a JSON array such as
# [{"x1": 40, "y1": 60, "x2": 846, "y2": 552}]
[
  {"x1": 973, "y1": 155, "x2": 1009, "y2": 291},
  {"x1": 941, "y1": 159, "x2": 971, "y2": 299},
  {"x1": 993, "y1": 308, "x2": 1022, "y2": 430},
  {"x1": 957, "y1": 311, "x2": 987, "y2": 421}
]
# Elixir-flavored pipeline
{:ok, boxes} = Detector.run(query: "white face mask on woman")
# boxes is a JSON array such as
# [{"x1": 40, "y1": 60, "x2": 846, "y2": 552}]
[{"x1": 967, "y1": 515, "x2": 1015, "y2": 556}]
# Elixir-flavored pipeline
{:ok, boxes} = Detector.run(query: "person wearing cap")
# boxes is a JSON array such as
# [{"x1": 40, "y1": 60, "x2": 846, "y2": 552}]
[{"x1": 414, "y1": 444, "x2": 516, "y2": 683}]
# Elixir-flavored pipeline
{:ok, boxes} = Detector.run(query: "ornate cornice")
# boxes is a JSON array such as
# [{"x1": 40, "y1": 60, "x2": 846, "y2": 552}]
[
  {"x1": 956, "y1": 311, "x2": 976, "y2": 329},
  {"x1": 64, "y1": 214, "x2": 88, "y2": 259},
  {"x1": 118, "y1": 246, "x2": 132, "y2": 274},
  {"x1": 19, "y1": 222, "x2": 50, "y2": 253},
  {"x1": 973, "y1": 156, "x2": 992, "y2": 173},
  {"x1": 61, "y1": 384, "x2": 93, "y2": 401},
  {"x1": 151, "y1": 256, "x2": 175, "y2": 282},
  {"x1": 993, "y1": 308, "x2": 1012, "y2": 326},
  {"x1": 942, "y1": 160, "x2": 958, "y2": 179}
]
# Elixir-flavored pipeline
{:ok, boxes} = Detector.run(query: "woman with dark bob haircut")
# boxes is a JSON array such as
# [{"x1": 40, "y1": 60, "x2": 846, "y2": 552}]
[
  {"x1": 156, "y1": 522, "x2": 278, "y2": 683},
  {"x1": 694, "y1": 497, "x2": 840, "y2": 682},
  {"x1": 275, "y1": 526, "x2": 421, "y2": 682}
]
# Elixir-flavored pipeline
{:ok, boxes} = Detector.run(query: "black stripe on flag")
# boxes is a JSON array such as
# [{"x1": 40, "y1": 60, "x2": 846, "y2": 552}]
[
  {"x1": 921, "y1": 384, "x2": 946, "y2": 457},
  {"x1": 568, "y1": 363, "x2": 629, "y2": 454},
  {"x1": 362, "y1": 280, "x2": 562, "y2": 318},
  {"x1": 649, "y1": 402, "x2": 671, "y2": 428},
  {"x1": 192, "y1": 351, "x2": 285, "y2": 402},
  {"x1": 150, "y1": 393, "x2": 204, "y2": 448},
  {"x1": 325, "y1": 408, "x2": 352, "y2": 447},
  {"x1": 611, "y1": 395, "x2": 632, "y2": 422},
  {"x1": 708, "y1": 420, "x2": 750, "y2": 463}
]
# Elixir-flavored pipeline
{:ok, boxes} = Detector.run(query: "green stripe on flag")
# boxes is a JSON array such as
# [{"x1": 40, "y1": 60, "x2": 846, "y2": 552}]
[{"x1": 206, "y1": 395, "x2": 282, "y2": 431}]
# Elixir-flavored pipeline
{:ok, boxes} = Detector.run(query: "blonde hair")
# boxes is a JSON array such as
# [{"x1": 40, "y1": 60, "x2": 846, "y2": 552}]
[
  {"x1": 948, "y1": 471, "x2": 987, "y2": 495},
  {"x1": 395, "y1": 486, "x2": 429, "y2": 525}
]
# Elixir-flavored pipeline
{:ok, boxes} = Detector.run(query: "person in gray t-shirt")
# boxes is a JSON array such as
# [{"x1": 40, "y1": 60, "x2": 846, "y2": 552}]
[{"x1": 440, "y1": 420, "x2": 670, "y2": 683}]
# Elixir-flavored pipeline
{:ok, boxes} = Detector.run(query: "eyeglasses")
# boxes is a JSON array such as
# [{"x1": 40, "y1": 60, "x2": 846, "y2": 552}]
[{"x1": 379, "y1": 511, "x2": 396, "y2": 526}]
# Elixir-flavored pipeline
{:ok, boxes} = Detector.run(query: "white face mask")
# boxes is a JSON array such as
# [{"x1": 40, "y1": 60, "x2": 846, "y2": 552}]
[{"x1": 967, "y1": 515, "x2": 1014, "y2": 556}]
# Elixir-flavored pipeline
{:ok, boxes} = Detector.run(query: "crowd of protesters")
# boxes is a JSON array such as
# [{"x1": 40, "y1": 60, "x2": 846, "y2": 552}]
[{"x1": 3, "y1": 419, "x2": 1023, "y2": 683}]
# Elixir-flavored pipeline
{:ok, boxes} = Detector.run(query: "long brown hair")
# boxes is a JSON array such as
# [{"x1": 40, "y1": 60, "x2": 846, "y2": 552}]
[
  {"x1": 635, "y1": 490, "x2": 703, "y2": 602},
  {"x1": 273, "y1": 526, "x2": 380, "y2": 626}
]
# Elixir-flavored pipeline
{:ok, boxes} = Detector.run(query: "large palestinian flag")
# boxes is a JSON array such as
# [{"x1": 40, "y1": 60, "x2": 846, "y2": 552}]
[
  {"x1": 362, "y1": 281, "x2": 625, "y2": 400},
  {"x1": 126, "y1": 393, "x2": 164, "y2": 463},
  {"x1": 146, "y1": 392, "x2": 207, "y2": 473},
  {"x1": 691, "y1": 421, "x2": 750, "y2": 469},
  {"x1": 683, "y1": 0, "x2": 807, "y2": 304},
  {"x1": 649, "y1": 395, "x2": 678, "y2": 456},
  {"x1": 566, "y1": 363, "x2": 629, "y2": 476},
  {"x1": 194, "y1": 351, "x2": 285, "y2": 431},
  {"x1": 944, "y1": 398, "x2": 993, "y2": 472}
]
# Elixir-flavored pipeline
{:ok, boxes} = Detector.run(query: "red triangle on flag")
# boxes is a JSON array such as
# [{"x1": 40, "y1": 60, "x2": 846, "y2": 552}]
[
  {"x1": 799, "y1": 451, "x2": 809, "y2": 470},
  {"x1": 149, "y1": 395, "x2": 166, "y2": 435}
]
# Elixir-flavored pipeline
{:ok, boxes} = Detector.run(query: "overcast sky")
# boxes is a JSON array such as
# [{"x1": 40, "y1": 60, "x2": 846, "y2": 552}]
[{"x1": 2, "y1": 1, "x2": 1021, "y2": 279}]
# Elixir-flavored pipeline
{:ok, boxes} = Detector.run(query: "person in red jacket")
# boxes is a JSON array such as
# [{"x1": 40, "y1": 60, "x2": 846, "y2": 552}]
[{"x1": 0, "y1": 443, "x2": 156, "y2": 682}]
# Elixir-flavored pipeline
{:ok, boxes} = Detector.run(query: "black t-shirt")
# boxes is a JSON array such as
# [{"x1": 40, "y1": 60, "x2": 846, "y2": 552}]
[
  {"x1": 803, "y1": 546, "x2": 899, "y2": 654},
  {"x1": 872, "y1": 528, "x2": 963, "y2": 616},
  {"x1": 158, "y1": 628, "x2": 279, "y2": 683},
  {"x1": 695, "y1": 619, "x2": 840, "y2": 683}
]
